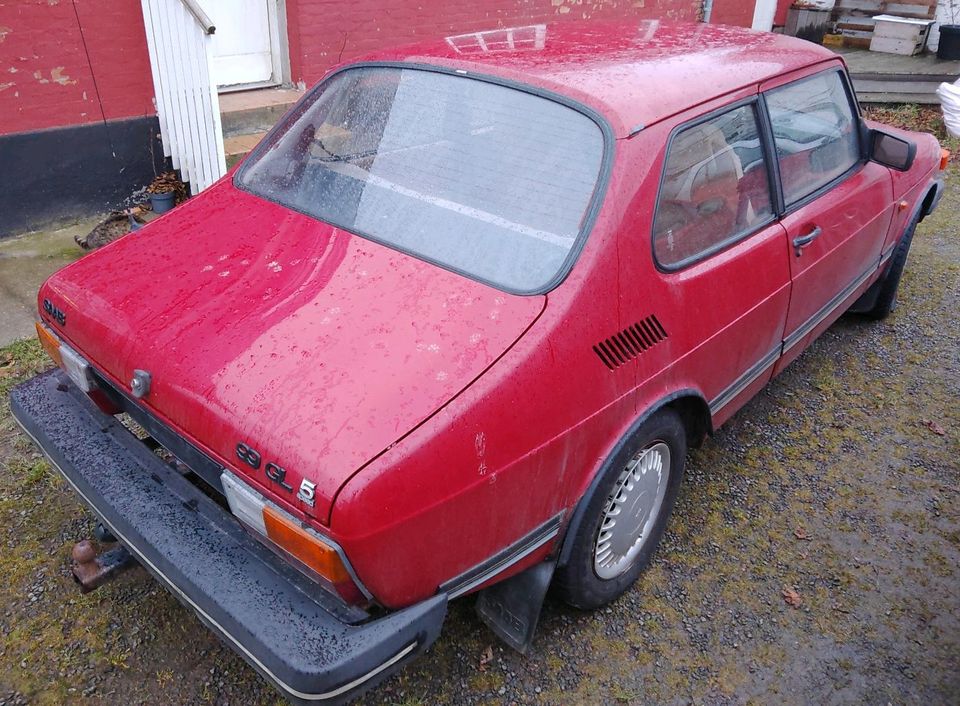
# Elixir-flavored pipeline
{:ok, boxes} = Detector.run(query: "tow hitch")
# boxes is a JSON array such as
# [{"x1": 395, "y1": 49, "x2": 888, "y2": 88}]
[{"x1": 71, "y1": 538, "x2": 136, "y2": 592}]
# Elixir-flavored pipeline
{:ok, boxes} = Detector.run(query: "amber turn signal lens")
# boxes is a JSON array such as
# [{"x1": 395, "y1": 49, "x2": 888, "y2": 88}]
[
  {"x1": 262, "y1": 506, "x2": 351, "y2": 584},
  {"x1": 941, "y1": 149, "x2": 951, "y2": 171},
  {"x1": 35, "y1": 322, "x2": 62, "y2": 367}
]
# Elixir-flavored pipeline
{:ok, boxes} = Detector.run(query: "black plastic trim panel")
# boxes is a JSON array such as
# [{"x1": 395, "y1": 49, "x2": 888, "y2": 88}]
[
  {"x1": 439, "y1": 514, "x2": 562, "y2": 599},
  {"x1": 90, "y1": 369, "x2": 227, "y2": 495}
]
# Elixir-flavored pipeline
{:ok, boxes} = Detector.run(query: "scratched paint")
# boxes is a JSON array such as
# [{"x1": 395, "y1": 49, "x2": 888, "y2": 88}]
[{"x1": 475, "y1": 431, "x2": 488, "y2": 475}]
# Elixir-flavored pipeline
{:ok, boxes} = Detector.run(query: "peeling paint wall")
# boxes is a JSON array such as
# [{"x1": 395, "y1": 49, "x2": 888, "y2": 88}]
[
  {"x1": 708, "y1": 0, "x2": 793, "y2": 28},
  {"x1": 0, "y1": 0, "x2": 154, "y2": 136},
  {"x1": 283, "y1": 0, "x2": 703, "y2": 87}
]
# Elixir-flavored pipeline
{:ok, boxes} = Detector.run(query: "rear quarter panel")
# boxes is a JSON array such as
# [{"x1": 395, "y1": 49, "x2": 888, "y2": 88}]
[{"x1": 330, "y1": 147, "x2": 660, "y2": 608}]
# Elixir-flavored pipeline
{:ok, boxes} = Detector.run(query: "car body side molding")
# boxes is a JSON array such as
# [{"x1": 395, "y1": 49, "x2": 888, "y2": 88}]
[{"x1": 439, "y1": 513, "x2": 562, "y2": 599}]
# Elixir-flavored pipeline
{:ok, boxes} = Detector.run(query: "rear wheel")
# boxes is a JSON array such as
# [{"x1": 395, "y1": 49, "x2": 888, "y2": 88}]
[{"x1": 555, "y1": 409, "x2": 686, "y2": 610}]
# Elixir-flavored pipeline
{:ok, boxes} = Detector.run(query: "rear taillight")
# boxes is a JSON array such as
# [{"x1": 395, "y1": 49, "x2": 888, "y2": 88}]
[
  {"x1": 36, "y1": 322, "x2": 119, "y2": 414},
  {"x1": 36, "y1": 322, "x2": 63, "y2": 368},
  {"x1": 941, "y1": 149, "x2": 951, "y2": 171},
  {"x1": 221, "y1": 471, "x2": 369, "y2": 605},
  {"x1": 37, "y1": 321, "x2": 92, "y2": 391}
]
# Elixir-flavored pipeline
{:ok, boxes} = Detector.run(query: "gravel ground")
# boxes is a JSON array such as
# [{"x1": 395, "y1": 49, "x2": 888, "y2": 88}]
[{"x1": 0, "y1": 166, "x2": 956, "y2": 706}]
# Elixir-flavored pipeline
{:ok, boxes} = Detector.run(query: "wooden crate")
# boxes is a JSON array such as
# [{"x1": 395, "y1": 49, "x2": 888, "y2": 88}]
[{"x1": 870, "y1": 14, "x2": 934, "y2": 54}]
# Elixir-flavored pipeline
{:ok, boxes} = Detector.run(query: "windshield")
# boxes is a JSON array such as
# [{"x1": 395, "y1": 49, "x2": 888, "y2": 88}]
[{"x1": 237, "y1": 66, "x2": 605, "y2": 292}]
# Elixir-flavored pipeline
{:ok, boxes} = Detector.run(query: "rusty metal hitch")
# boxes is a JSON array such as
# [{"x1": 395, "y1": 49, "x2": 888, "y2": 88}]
[{"x1": 71, "y1": 539, "x2": 136, "y2": 593}]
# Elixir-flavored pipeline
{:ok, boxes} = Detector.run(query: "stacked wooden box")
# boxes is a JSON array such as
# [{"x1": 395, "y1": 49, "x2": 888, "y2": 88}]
[
  {"x1": 834, "y1": 0, "x2": 938, "y2": 48},
  {"x1": 869, "y1": 14, "x2": 935, "y2": 54}
]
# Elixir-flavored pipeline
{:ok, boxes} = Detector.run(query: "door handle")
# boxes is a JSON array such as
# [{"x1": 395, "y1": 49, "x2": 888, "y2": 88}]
[{"x1": 792, "y1": 226, "x2": 822, "y2": 257}]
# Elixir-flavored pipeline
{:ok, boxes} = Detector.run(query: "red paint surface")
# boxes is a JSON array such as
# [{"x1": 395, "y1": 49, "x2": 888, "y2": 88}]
[
  {"x1": 0, "y1": 0, "x2": 154, "y2": 135},
  {"x1": 352, "y1": 21, "x2": 837, "y2": 139},
  {"x1": 40, "y1": 183, "x2": 545, "y2": 525},
  {"x1": 37, "y1": 22, "x2": 943, "y2": 607}
]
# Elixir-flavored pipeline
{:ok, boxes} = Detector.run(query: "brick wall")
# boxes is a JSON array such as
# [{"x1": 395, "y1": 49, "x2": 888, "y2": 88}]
[
  {"x1": 0, "y1": 0, "x2": 704, "y2": 137},
  {"x1": 0, "y1": 0, "x2": 154, "y2": 136},
  {"x1": 708, "y1": 0, "x2": 793, "y2": 28},
  {"x1": 284, "y1": 0, "x2": 703, "y2": 86}
]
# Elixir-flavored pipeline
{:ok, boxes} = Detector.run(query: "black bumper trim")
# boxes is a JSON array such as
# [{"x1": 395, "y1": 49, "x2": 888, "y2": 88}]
[
  {"x1": 10, "y1": 370, "x2": 447, "y2": 705},
  {"x1": 439, "y1": 514, "x2": 561, "y2": 599},
  {"x1": 90, "y1": 367, "x2": 227, "y2": 496}
]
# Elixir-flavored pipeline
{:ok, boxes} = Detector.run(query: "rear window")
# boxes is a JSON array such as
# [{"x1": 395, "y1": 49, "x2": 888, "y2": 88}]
[{"x1": 238, "y1": 66, "x2": 605, "y2": 292}]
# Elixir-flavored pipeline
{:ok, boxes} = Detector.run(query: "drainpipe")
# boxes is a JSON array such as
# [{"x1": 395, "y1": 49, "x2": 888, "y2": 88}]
[{"x1": 703, "y1": 0, "x2": 714, "y2": 23}]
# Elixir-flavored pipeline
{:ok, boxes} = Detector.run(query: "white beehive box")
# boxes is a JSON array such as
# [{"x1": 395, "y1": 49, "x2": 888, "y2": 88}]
[{"x1": 869, "y1": 14, "x2": 935, "y2": 55}]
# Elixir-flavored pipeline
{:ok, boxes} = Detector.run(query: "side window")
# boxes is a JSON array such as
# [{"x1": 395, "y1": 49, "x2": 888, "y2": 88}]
[
  {"x1": 653, "y1": 104, "x2": 774, "y2": 269},
  {"x1": 765, "y1": 71, "x2": 860, "y2": 206}
]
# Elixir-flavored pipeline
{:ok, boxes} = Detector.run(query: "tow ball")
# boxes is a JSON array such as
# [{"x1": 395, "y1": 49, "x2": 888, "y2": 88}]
[{"x1": 70, "y1": 535, "x2": 136, "y2": 593}]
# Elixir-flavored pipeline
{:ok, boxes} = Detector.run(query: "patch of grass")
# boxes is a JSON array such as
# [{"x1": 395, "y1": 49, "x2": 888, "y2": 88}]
[
  {"x1": 0, "y1": 338, "x2": 50, "y2": 399},
  {"x1": 863, "y1": 103, "x2": 960, "y2": 152}
]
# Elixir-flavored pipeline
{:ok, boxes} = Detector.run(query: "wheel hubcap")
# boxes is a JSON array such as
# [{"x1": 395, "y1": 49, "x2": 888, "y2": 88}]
[{"x1": 593, "y1": 441, "x2": 670, "y2": 580}]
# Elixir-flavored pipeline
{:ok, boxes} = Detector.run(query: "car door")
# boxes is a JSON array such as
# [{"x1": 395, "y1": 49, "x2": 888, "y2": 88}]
[
  {"x1": 641, "y1": 99, "x2": 792, "y2": 424},
  {"x1": 761, "y1": 67, "x2": 894, "y2": 367}
]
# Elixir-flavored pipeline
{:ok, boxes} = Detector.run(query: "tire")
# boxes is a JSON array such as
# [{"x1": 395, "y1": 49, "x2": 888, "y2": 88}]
[
  {"x1": 852, "y1": 213, "x2": 919, "y2": 320},
  {"x1": 555, "y1": 409, "x2": 686, "y2": 610}
]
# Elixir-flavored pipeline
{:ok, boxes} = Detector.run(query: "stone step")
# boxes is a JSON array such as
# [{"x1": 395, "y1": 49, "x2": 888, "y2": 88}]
[
  {"x1": 856, "y1": 92, "x2": 942, "y2": 104},
  {"x1": 851, "y1": 77, "x2": 944, "y2": 104},
  {"x1": 218, "y1": 87, "x2": 304, "y2": 138},
  {"x1": 224, "y1": 131, "x2": 267, "y2": 169}
]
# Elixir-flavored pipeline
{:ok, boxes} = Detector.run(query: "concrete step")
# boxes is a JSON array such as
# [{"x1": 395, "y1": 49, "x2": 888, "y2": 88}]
[
  {"x1": 853, "y1": 78, "x2": 944, "y2": 93},
  {"x1": 851, "y1": 77, "x2": 944, "y2": 104},
  {"x1": 224, "y1": 131, "x2": 267, "y2": 169},
  {"x1": 219, "y1": 87, "x2": 304, "y2": 138},
  {"x1": 856, "y1": 92, "x2": 942, "y2": 104}
]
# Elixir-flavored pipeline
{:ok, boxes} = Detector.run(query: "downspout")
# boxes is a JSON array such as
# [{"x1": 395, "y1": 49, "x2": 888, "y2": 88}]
[{"x1": 702, "y1": 0, "x2": 714, "y2": 22}]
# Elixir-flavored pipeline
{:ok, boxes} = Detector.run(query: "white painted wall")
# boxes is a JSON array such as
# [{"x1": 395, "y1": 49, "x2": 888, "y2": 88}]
[{"x1": 928, "y1": 0, "x2": 960, "y2": 51}]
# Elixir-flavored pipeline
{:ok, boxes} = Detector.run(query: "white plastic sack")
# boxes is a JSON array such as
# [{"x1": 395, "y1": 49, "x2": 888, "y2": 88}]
[{"x1": 939, "y1": 78, "x2": 960, "y2": 139}]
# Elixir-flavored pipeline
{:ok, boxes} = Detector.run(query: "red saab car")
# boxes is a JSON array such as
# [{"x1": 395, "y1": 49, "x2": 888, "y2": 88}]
[{"x1": 11, "y1": 20, "x2": 947, "y2": 704}]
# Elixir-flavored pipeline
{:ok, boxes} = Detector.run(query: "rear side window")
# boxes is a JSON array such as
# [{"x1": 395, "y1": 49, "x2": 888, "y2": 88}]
[
  {"x1": 765, "y1": 71, "x2": 860, "y2": 206},
  {"x1": 653, "y1": 104, "x2": 774, "y2": 269}
]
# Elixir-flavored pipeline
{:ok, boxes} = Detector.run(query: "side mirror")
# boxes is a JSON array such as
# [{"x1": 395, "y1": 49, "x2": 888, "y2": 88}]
[{"x1": 869, "y1": 129, "x2": 916, "y2": 171}]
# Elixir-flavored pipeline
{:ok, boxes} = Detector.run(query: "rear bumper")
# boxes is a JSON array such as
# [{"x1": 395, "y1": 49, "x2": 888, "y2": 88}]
[{"x1": 10, "y1": 369, "x2": 447, "y2": 705}]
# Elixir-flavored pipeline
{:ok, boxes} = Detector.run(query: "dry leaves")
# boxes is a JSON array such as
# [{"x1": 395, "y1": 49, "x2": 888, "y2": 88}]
[
  {"x1": 478, "y1": 645, "x2": 493, "y2": 671},
  {"x1": 782, "y1": 587, "x2": 802, "y2": 608},
  {"x1": 921, "y1": 419, "x2": 946, "y2": 436},
  {"x1": 793, "y1": 526, "x2": 812, "y2": 541}
]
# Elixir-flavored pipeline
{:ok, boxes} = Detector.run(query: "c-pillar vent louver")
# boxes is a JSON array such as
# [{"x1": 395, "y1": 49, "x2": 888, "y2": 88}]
[{"x1": 593, "y1": 315, "x2": 668, "y2": 370}]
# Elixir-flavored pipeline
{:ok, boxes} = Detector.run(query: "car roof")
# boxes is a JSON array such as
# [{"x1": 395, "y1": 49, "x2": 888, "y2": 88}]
[{"x1": 352, "y1": 20, "x2": 840, "y2": 138}]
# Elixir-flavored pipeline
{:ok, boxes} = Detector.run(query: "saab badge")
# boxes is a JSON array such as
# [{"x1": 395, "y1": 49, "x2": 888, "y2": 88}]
[{"x1": 43, "y1": 298, "x2": 66, "y2": 326}]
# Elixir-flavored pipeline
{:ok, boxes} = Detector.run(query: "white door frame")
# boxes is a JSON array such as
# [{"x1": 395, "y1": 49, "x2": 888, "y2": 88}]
[
  {"x1": 215, "y1": 0, "x2": 290, "y2": 92},
  {"x1": 751, "y1": 0, "x2": 778, "y2": 31}
]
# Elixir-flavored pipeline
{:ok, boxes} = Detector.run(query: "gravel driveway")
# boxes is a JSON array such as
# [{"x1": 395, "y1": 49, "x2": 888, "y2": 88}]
[{"x1": 0, "y1": 168, "x2": 956, "y2": 706}]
